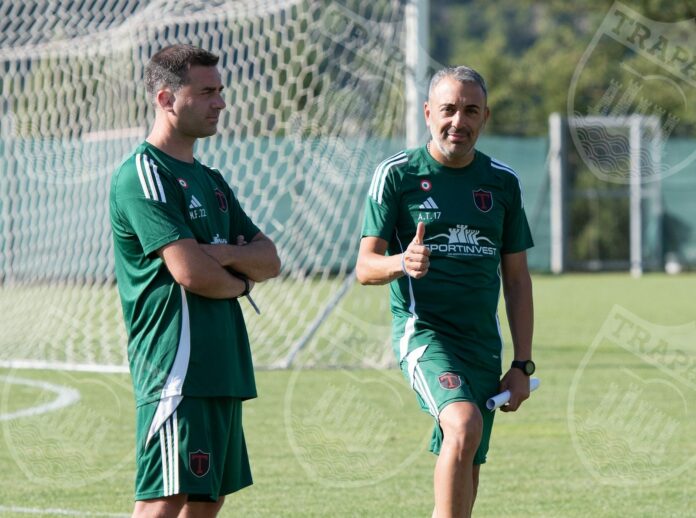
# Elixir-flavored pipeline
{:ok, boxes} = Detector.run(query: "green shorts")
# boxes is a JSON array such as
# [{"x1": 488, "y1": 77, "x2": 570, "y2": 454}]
[
  {"x1": 134, "y1": 396, "x2": 252, "y2": 501},
  {"x1": 400, "y1": 343, "x2": 500, "y2": 465}
]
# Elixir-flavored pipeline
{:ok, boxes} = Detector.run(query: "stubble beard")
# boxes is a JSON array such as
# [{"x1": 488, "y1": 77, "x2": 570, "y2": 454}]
[{"x1": 432, "y1": 133, "x2": 473, "y2": 163}]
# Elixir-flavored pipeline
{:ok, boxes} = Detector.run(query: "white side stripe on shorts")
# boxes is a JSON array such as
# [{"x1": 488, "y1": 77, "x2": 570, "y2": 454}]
[
  {"x1": 159, "y1": 411, "x2": 179, "y2": 497},
  {"x1": 413, "y1": 365, "x2": 439, "y2": 418},
  {"x1": 159, "y1": 427, "x2": 168, "y2": 496}
]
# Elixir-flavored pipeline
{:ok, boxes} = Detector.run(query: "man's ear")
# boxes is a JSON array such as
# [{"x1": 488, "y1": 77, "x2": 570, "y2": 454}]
[
  {"x1": 423, "y1": 101, "x2": 431, "y2": 128},
  {"x1": 482, "y1": 106, "x2": 491, "y2": 128},
  {"x1": 156, "y1": 89, "x2": 175, "y2": 113}
]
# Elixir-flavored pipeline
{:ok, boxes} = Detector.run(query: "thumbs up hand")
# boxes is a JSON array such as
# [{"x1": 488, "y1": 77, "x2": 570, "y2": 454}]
[{"x1": 402, "y1": 222, "x2": 430, "y2": 279}]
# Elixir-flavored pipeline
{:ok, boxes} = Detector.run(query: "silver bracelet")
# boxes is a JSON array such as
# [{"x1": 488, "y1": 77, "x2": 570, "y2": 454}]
[{"x1": 401, "y1": 253, "x2": 411, "y2": 278}]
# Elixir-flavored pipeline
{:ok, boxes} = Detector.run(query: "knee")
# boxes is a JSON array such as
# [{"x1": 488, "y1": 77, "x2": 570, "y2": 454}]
[{"x1": 439, "y1": 404, "x2": 483, "y2": 452}]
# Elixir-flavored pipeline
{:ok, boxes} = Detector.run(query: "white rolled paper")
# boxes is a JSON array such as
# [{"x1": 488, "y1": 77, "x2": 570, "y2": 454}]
[{"x1": 486, "y1": 377, "x2": 540, "y2": 411}]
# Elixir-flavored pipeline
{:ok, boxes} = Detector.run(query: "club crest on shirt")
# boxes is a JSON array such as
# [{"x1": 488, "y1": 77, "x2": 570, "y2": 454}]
[
  {"x1": 189, "y1": 450, "x2": 210, "y2": 477},
  {"x1": 473, "y1": 189, "x2": 493, "y2": 213},
  {"x1": 214, "y1": 188, "x2": 228, "y2": 213},
  {"x1": 420, "y1": 179, "x2": 432, "y2": 192},
  {"x1": 438, "y1": 372, "x2": 462, "y2": 390},
  {"x1": 177, "y1": 178, "x2": 188, "y2": 188}
]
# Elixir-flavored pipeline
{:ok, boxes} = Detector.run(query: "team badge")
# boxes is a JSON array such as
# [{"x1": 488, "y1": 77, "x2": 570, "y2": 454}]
[
  {"x1": 473, "y1": 189, "x2": 493, "y2": 213},
  {"x1": 438, "y1": 372, "x2": 462, "y2": 390},
  {"x1": 420, "y1": 179, "x2": 432, "y2": 192},
  {"x1": 214, "y1": 188, "x2": 228, "y2": 212},
  {"x1": 177, "y1": 178, "x2": 188, "y2": 188},
  {"x1": 189, "y1": 450, "x2": 210, "y2": 477}
]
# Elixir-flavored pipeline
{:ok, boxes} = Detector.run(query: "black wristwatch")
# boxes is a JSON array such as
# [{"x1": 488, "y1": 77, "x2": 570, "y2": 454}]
[{"x1": 511, "y1": 360, "x2": 536, "y2": 376}]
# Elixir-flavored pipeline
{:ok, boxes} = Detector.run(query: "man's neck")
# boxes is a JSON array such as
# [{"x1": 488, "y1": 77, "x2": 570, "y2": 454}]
[
  {"x1": 146, "y1": 127, "x2": 196, "y2": 163},
  {"x1": 426, "y1": 141, "x2": 475, "y2": 169}
]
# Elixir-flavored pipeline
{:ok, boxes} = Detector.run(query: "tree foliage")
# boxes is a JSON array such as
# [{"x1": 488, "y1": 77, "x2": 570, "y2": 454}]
[{"x1": 430, "y1": 0, "x2": 696, "y2": 136}]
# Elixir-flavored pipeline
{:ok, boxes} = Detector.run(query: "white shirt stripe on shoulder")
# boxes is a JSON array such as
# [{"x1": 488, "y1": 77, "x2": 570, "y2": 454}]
[
  {"x1": 369, "y1": 152, "x2": 408, "y2": 205},
  {"x1": 368, "y1": 152, "x2": 404, "y2": 197},
  {"x1": 491, "y1": 158, "x2": 525, "y2": 208},
  {"x1": 368, "y1": 152, "x2": 405, "y2": 200},
  {"x1": 134, "y1": 153, "x2": 152, "y2": 200},
  {"x1": 142, "y1": 155, "x2": 160, "y2": 202},
  {"x1": 151, "y1": 161, "x2": 167, "y2": 203}
]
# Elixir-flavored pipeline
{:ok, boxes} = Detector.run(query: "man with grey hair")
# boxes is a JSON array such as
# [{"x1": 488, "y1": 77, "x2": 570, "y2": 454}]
[
  {"x1": 357, "y1": 65, "x2": 535, "y2": 517},
  {"x1": 110, "y1": 44, "x2": 280, "y2": 517}
]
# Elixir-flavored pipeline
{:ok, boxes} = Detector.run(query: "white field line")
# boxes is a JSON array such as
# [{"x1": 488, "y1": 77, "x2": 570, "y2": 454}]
[{"x1": 0, "y1": 375, "x2": 80, "y2": 421}]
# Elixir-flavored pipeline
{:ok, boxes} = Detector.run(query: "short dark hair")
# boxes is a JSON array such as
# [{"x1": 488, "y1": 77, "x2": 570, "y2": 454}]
[
  {"x1": 428, "y1": 66, "x2": 488, "y2": 101},
  {"x1": 145, "y1": 44, "x2": 219, "y2": 101}
]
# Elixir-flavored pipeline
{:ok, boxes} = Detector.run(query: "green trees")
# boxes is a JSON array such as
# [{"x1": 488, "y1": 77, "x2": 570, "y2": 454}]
[{"x1": 430, "y1": 0, "x2": 696, "y2": 136}]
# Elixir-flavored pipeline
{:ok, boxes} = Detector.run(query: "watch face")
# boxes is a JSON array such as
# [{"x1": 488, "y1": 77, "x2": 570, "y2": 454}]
[{"x1": 524, "y1": 360, "x2": 536, "y2": 375}]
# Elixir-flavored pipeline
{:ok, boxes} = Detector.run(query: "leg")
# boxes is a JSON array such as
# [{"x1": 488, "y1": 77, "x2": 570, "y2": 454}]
[
  {"x1": 432, "y1": 401, "x2": 483, "y2": 518},
  {"x1": 132, "y1": 494, "x2": 187, "y2": 518},
  {"x1": 179, "y1": 495, "x2": 225, "y2": 518},
  {"x1": 471, "y1": 464, "x2": 481, "y2": 513},
  {"x1": 431, "y1": 470, "x2": 480, "y2": 518}
]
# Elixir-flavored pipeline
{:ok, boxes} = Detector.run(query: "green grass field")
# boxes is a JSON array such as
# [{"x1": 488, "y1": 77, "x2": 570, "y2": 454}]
[{"x1": 1, "y1": 273, "x2": 695, "y2": 517}]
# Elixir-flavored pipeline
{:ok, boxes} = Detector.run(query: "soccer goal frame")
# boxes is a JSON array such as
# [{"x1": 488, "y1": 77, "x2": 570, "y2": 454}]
[{"x1": 549, "y1": 113, "x2": 664, "y2": 276}]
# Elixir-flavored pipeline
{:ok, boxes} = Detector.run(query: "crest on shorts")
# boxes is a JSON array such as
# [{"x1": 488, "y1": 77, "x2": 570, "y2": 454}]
[
  {"x1": 189, "y1": 450, "x2": 210, "y2": 478},
  {"x1": 438, "y1": 372, "x2": 462, "y2": 390},
  {"x1": 567, "y1": 2, "x2": 696, "y2": 183},
  {"x1": 473, "y1": 189, "x2": 493, "y2": 213},
  {"x1": 214, "y1": 188, "x2": 228, "y2": 213}
]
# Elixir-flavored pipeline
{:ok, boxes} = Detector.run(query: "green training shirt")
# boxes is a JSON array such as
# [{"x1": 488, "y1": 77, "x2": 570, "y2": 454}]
[
  {"x1": 361, "y1": 146, "x2": 533, "y2": 373},
  {"x1": 110, "y1": 142, "x2": 260, "y2": 406}
]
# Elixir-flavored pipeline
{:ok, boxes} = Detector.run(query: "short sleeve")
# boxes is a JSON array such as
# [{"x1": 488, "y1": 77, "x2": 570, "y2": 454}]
[
  {"x1": 111, "y1": 157, "x2": 194, "y2": 256},
  {"x1": 361, "y1": 162, "x2": 400, "y2": 241},
  {"x1": 225, "y1": 186, "x2": 261, "y2": 241},
  {"x1": 501, "y1": 177, "x2": 534, "y2": 254}
]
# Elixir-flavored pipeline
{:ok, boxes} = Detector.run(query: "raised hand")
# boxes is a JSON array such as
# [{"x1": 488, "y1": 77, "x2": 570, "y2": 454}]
[{"x1": 402, "y1": 222, "x2": 430, "y2": 279}]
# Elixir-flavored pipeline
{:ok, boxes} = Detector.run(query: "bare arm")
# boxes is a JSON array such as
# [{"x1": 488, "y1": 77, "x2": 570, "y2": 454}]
[
  {"x1": 499, "y1": 250, "x2": 534, "y2": 412},
  {"x1": 199, "y1": 232, "x2": 281, "y2": 282},
  {"x1": 158, "y1": 238, "x2": 250, "y2": 299},
  {"x1": 356, "y1": 223, "x2": 430, "y2": 285}
]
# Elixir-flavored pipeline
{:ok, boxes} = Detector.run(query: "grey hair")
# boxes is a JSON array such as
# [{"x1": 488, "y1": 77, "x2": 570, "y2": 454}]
[{"x1": 428, "y1": 66, "x2": 488, "y2": 100}]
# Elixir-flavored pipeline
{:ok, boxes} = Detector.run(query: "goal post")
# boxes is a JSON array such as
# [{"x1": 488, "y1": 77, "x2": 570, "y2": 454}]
[
  {"x1": 548, "y1": 113, "x2": 664, "y2": 275},
  {"x1": 0, "y1": 0, "x2": 430, "y2": 372}
]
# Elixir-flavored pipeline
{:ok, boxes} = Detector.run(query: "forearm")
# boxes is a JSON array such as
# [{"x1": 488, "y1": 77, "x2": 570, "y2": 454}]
[
  {"x1": 355, "y1": 251, "x2": 404, "y2": 285},
  {"x1": 159, "y1": 239, "x2": 248, "y2": 299},
  {"x1": 504, "y1": 274, "x2": 534, "y2": 360},
  {"x1": 184, "y1": 262, "x2": 248, "y2": 299},
  {"x1": 201, "y1": 239, "x2": 280, "y2": 282}
]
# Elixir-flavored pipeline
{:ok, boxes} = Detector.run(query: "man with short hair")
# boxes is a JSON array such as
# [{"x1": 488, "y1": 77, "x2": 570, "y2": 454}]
[
  {"x1": 356, "y1": 66, "x2": 535, "y2": 518},
  {"x1": 110, "y1": 44, "x2": 280, "y2": 517}
]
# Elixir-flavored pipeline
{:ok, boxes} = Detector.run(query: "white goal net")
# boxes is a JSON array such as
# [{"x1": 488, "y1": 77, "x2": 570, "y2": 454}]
[{"x1": 0, "y1": 0, "x2": 426, "y2": 371}]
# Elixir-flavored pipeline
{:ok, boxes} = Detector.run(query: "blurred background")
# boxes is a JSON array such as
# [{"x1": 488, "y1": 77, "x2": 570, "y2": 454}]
[{"x1": 0, "y1": 2, "x2": 694, "y2": 514}]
